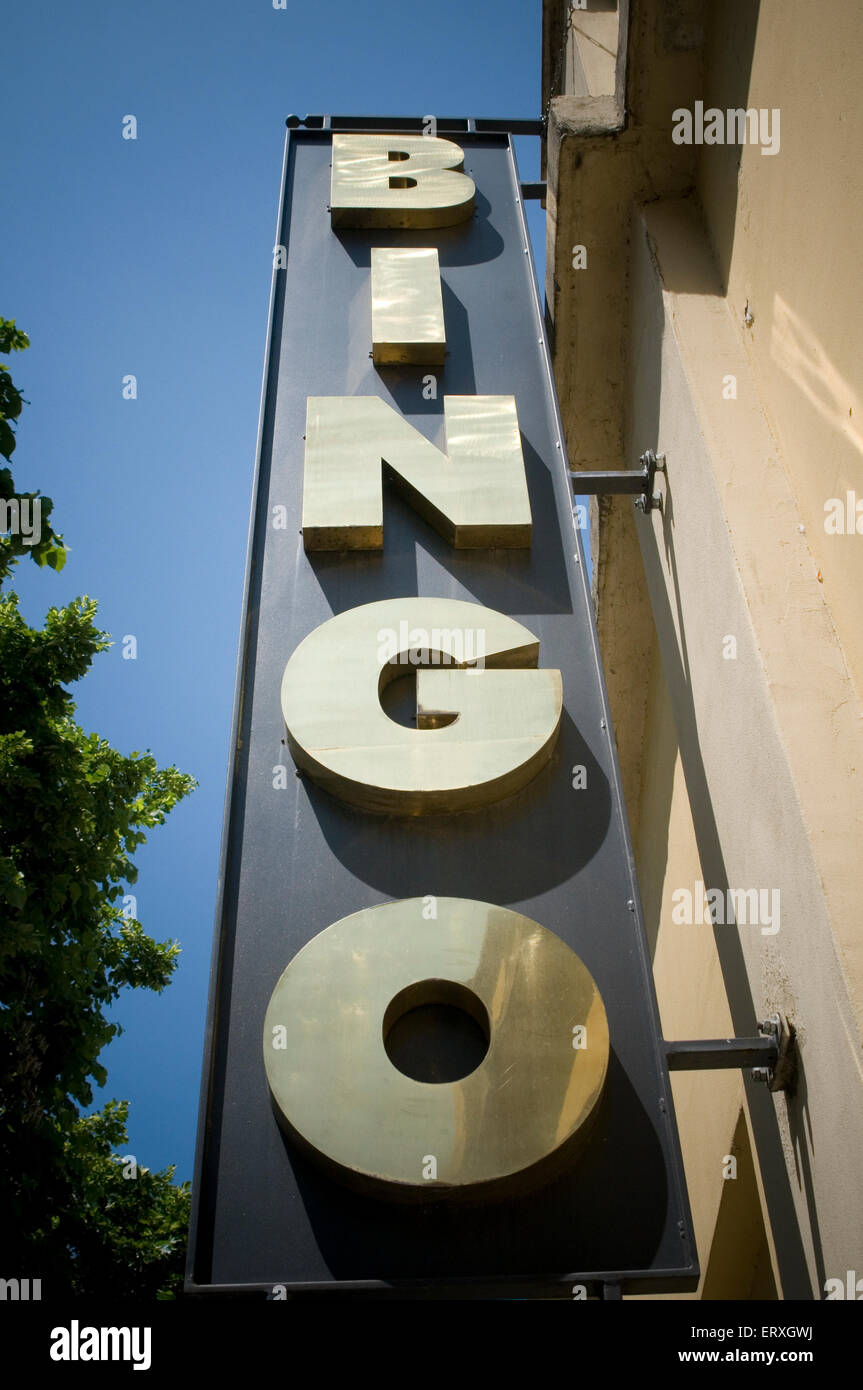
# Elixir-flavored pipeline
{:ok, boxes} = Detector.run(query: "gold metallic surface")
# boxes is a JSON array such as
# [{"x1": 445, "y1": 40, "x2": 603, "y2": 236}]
[
  {"x1": 263, "y1": 898, "x2": 609, "y2": 1198},
  {"x1": 301, "y1": 395, "x2": 532, "y2": 551},
  {"x1": 280, "y1": 597, "x2": 562, "y2": 814},
  {"x1": 371, "y1": 247, "x2": 446, "y2": 366},
  {"x1": 330, "y1": 134, "x2": 475, "y2": 229}
]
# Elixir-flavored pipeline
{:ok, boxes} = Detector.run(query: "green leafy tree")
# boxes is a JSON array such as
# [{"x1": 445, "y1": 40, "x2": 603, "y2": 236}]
[
  {"x1": 0, "y1": 319, "x2": 66, "y2": 578},
  {"x1": 52, "y1": 1103, "x2": 190, "y2": 1300},
  {"x1": 0, "y1": 319, "x2": 195, "y2": 1295}
]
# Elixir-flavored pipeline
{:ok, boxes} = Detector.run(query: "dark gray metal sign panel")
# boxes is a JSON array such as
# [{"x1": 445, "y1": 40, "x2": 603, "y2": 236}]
[{"x1": 187, "y1": 128, "x2": 697, "y2": 1296}]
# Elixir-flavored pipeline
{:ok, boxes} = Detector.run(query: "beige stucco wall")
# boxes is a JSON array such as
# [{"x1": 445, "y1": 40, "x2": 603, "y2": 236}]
[
  {"x1": 627, "y1": 193, "x2": 863, "y2": 1298},
  {"x1": 543, "y1": 0, "x2": 863, "y2": 1299},
  {"x1": 697, "y1": 0, "x2": 863, "y2": 705},
  {"x1": 692, "y1": 4, "x2": 863, "y2": 1290}
]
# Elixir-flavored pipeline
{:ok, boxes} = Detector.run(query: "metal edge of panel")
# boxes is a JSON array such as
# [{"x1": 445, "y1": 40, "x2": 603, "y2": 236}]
[
  {"x1": 185, "y1": 1261, "x2": 700, "y2": 1299},
  {"x1": 185, "y1": 127, "x2": 294, "y2": 1292},
  {"x1": 285, "y1": 115, "x2": 544, "y2": 135},
  {"x1": 183, "y1": 1270, "x2": 699, "y2": 1298}
]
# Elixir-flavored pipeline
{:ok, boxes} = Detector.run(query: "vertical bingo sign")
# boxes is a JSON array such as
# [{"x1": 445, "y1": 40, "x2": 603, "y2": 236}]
[{"x1": 188, "y1": 121, "x2": 698, "y2": 1298}]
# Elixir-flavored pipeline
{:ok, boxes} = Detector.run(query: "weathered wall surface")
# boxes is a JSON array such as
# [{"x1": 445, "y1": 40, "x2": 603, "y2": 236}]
[{"x1": 543, "y1": 0, "x2": 863, "y2": 1298}]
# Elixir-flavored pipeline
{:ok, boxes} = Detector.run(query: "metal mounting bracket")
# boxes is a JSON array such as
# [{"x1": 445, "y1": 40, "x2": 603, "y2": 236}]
[
  {"x1": 664, "y1": 1014, "x2": 796, "y2": 1093},
  {"x1": 571, "y1": 449, "x2": 665, "y2": 514}
]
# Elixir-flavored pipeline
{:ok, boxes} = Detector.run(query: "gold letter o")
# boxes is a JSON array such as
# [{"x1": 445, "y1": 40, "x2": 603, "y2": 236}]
[{"x1": 263, "y1": 898, "x2": 609, "y2": 1199}]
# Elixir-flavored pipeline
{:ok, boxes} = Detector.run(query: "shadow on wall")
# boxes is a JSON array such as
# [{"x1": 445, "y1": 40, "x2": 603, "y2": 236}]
[
  {"x1": 701, "y1": 1108, "x2": 778, "y2": 1298},
  {"x1": 696, "y1": 0, "x2": 762, "y2": 293},
  {"x1": 627, "y1": 205, "x2": 816, "y2": 1299}
]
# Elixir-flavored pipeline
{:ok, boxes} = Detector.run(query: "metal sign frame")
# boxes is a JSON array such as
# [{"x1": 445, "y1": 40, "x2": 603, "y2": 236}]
[{"x1": 186, "y1": 120, "x2": 698, "y2": 1299}]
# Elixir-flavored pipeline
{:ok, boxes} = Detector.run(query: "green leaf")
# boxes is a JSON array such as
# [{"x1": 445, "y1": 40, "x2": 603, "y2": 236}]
[{"x1": 44, "y1": 544, "x2": 67, "y2": 572}]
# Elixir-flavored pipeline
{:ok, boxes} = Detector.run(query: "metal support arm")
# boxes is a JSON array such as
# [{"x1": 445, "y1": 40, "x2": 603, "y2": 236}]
[
  {"x1": 664, "y1": 1015, "x2": 795, "y2": 1093},
  {"x1": 572, "y1": 449, "x2": 665, "y2": 514}
]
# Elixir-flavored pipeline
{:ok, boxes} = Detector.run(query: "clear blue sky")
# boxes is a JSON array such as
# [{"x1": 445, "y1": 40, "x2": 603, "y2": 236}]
[{"x1": 4, "y1": 1, "x2": 548, "y2": 1181}]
